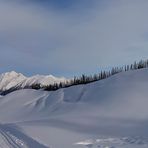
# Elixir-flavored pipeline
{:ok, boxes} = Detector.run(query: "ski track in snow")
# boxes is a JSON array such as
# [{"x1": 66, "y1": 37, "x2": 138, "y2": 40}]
[{"x1": 0, "y1": 123, "x2": 49, "y2": 148}]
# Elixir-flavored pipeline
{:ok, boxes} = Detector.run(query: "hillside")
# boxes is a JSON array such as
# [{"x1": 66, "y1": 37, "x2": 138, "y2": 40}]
[{"x1": 1, "y1": 68, "x2": 148, "y2": 148}]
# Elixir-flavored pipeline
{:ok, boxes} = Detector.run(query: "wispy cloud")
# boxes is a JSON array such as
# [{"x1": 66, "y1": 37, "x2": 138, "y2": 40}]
[{"x1": 0, "y1": 0, "x2": 148, "y2": 76}]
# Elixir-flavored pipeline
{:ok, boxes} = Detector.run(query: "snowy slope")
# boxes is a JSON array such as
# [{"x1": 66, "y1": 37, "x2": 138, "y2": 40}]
[
  {"x1": 1, "y1": 68, "x2": 148, "y2": 148},
  {"x1": 0, "y1": 71, "x2": 67, "y2": 92}
]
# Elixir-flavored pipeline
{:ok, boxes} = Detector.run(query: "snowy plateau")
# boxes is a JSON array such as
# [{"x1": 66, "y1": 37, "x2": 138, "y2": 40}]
[{"x1": 1, "y1": 69, "x2": 148, "y2": 148}]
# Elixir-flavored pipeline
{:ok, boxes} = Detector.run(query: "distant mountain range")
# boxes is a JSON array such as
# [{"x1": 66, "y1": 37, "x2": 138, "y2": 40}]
[{"x1": 0, "y1": 71, "x2": 67, "y2": 92}]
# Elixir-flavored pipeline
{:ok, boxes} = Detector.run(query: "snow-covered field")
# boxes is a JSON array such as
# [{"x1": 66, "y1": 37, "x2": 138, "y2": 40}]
[{"x1": 1, "y1": 68, "x2": 148, "y2": 148}]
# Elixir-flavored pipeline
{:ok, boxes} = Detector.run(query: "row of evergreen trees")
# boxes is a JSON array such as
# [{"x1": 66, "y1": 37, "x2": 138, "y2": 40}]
[{"x1": 31, "y1": 59, "x2": 148, "y2": 91}]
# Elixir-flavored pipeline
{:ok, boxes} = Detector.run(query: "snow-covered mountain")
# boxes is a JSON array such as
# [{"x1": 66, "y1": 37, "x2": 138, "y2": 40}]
[
  {"x1": 0, "y1": 71, "x2": 67, "y2": 92},
  {"x1": 1, "y1": 68, "x2": 148, "y2": 148}
]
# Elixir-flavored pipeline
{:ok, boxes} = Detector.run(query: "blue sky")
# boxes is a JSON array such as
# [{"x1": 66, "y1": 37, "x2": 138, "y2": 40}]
[{"x1": 0, "y1": 0, "x2": 148, "y2": 77}]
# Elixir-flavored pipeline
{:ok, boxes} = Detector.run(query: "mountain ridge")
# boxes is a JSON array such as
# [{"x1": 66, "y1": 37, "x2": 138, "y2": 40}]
[{"x1": 0, "y1": 71, "x2": 67, "y2": 92}]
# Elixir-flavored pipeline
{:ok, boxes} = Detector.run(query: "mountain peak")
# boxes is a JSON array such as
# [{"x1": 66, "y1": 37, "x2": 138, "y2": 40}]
[
  {"x1": 8, "y1": 71, "x2": 18, "y2": 74},
  {"x1": 3, "y1": 71, "x2": 25, "y2": 77}
]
